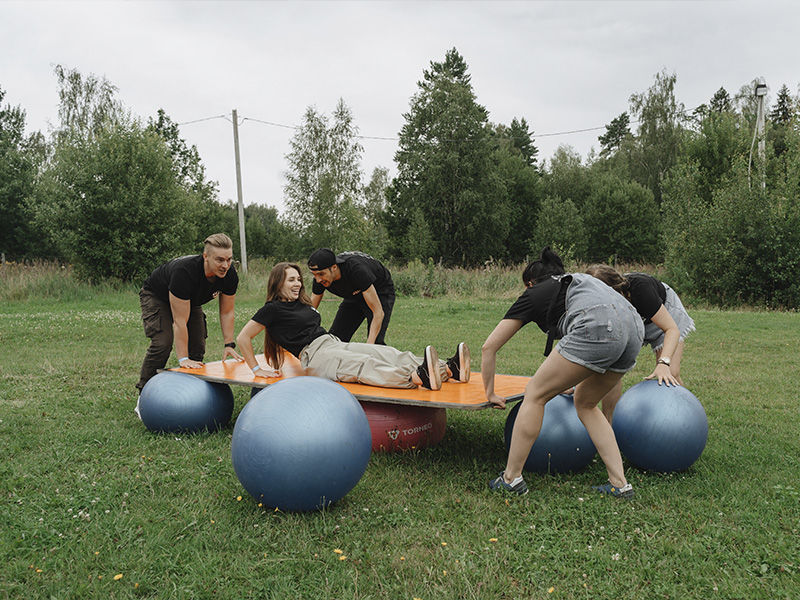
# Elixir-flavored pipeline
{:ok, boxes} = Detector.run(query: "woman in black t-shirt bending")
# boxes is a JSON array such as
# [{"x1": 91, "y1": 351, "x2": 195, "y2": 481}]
[
  {"x1": 235, "y1": 263, "x2": 470, "y2": 391},
  {"x1": 586, "y1": 264, "x2": 695, "y2": 423},
  {"x1": 483, "y1": 247, "x2": 643, "y2": 499}
]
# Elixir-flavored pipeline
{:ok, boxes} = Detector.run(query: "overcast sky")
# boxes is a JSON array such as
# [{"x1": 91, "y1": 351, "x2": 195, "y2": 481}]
[{"x1": 2, "y1": 1, "x2": 798, "y2": 215}]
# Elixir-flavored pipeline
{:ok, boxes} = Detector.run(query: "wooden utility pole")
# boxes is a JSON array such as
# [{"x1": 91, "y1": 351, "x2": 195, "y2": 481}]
[{"x1": 232, "y1": 109, "x2": 248, "y2": 274}]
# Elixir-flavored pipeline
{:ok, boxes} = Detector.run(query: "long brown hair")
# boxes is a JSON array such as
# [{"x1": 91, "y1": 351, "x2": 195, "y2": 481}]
[
  {"x1": 263, "y1": 262, "x2": 312, "y2": 369},
  {"x1": 585, "y1": 264, "x2": 631, "y2": 301}
]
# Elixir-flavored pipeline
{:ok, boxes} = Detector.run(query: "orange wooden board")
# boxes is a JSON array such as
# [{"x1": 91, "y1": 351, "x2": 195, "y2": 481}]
[{"x1": 163, "y1": 353, "x2": 528, "y2": 410}]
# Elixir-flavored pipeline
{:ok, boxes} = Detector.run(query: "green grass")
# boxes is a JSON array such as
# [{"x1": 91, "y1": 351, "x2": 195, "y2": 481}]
[{"x1": 1, "y1": 272, "x2": 799, "y2": 599}]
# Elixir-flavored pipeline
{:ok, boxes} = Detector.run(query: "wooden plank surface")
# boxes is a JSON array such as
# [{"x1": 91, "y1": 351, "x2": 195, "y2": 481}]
[{"x1": 163, "y1": 353, "x2": 528, "y2": 410}]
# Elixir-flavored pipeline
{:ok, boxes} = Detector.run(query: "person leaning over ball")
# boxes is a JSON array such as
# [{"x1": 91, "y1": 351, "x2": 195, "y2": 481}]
[
  {"x1": 585, "y1": 264, "x2": 695, "y2": 424},
  {"x1": 482, "y1": 247, "x2": 644, "y2": 499},
  {"x1": 136, "y1": 233, "x2": 242, "y2": 396}
]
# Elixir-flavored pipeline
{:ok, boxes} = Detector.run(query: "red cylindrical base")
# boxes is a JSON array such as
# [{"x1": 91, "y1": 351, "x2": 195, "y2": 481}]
[{"x1": 358, "y1": 402, "x2": 447, "y2": 452}]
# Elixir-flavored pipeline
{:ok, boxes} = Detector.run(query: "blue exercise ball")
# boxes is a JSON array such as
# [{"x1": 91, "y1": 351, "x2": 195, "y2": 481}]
[
  {"x1": 231, "y1": 376, "x2": 372, "y2": 512},
  {"x1": 139, "y1": 372, "x2": 234, "y2": 433},
  {"x1": 613, "y1": 380, "x2": 708, "y2": 473},
  {"x1": 504, "y1": 394, "x2": 597, "y2": 474}
]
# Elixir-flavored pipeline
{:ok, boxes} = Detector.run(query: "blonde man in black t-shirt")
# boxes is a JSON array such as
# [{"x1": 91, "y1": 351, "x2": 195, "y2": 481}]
[{"x1": 135, "y1": 233, "x2": 242, "y2": 394}]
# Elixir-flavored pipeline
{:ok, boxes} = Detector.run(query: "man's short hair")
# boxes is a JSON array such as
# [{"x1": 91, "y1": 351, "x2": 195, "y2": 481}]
[{"x1": 204, "y1": 233, "x2": 233, "y2": 251}]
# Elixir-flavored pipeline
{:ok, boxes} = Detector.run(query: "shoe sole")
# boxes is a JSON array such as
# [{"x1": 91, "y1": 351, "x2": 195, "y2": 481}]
[
  {"x1": 457, "y1": 342, "x2": 471, "y2": 383},
  {"x1": 425, "y1": 346, "x2": 442, "y2": 391}
]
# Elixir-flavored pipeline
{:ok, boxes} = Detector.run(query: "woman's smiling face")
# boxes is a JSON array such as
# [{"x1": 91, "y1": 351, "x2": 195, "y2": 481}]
[{"x1": 280, "y1": 267, "x2": 302, "y2": 301}]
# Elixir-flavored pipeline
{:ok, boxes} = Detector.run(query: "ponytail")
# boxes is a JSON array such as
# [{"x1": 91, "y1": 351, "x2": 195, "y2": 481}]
[{"x1": 522, "y1": 246, "x2": 566, "y2": 286}]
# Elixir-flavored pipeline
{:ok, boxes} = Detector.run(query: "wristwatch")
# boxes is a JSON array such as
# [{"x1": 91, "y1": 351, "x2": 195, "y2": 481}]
[
  {"x1": 657, "y1": 357, "x2": 671, "y2": 366},
  {"x1": 224, "y1": 342, "x2": 236, "y2": 349}
]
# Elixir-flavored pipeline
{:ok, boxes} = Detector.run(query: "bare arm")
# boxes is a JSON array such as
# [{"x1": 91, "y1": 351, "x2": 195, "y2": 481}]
[
  {"x1": 481, "y1": 319, "x2": 524, "y2": 409},
  {"x1": 236, "y1": 319, "x2": 277, "y2": 378},
  {"x1": 361, "y1": 285, "x2": 384, "y2": 344},
  {"x1": 219, "y1": 293, "x2": 243, "y2": 361},
  {"x1": 311, "y1": 292, "x2": 323, "y2": 309},
  {"x1": 169, "y1": 292, "x2": 202, "y2": 369},
  {"x1": 645, "y1": 305, "x2": 681, "y2": 386}
]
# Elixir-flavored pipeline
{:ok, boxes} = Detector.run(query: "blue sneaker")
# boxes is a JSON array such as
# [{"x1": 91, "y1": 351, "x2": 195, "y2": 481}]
[
  {"x1": 488, "y1": 472, "x2": 529, "y2": 496},
  {"x1": 592, "y1": 481, "x2": 635, "y2": 499}
]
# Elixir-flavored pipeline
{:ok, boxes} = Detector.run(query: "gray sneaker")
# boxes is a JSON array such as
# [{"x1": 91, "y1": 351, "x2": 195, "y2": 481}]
[
  {"x1": 592, "y1": 481, "x2": 635, "y2": 499},
  {"x1": 488, "y1": 472, "x2": 529, "y2": 496}
]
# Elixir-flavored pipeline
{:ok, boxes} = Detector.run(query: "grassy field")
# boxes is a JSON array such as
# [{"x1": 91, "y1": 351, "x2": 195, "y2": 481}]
[{"x1": 1, "y1": 266, "x2": 798, "y2": 599}]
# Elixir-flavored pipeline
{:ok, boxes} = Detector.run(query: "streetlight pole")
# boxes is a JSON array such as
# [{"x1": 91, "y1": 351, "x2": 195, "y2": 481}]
[{"x1": 755, "y1": 82, "x2": 767, "y2": 190}]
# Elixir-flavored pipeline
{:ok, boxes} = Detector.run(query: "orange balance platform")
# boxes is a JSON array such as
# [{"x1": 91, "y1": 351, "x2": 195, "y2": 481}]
[{"x1": 164, "y1": 353, "x2": 529, "y2": 410}]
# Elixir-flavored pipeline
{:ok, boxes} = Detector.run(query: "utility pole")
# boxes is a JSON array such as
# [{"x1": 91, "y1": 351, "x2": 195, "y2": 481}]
[
  {"x1": 755, "y1": 82, "x2": 767, "y2": 190},
  {"x1": 232, "y1": 109, "x2": 248, "y2": 274}
]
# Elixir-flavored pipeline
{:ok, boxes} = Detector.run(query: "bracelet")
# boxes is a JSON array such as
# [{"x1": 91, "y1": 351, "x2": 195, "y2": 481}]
[
  {"x1": 252, "y1": 365, "x2": 262, "y2": 373},
  {"x1": 178, "y1": 357, "x2": 189, "y2": 363},
  {"x1": 225, "y1": 342, "x2": 236, "y2": 349}
]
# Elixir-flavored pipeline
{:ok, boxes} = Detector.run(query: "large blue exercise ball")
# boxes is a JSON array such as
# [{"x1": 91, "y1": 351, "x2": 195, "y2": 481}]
[
  {"x1": 231, "y1": 377, "x2": 372, "y2": 512},
  {"x1": 613, "y1": 380, "x2": 708, "y2": 472},
  {"x1": 139, "y1": 372, "x2": 234, "y2": 433},
  {"x1": 504, "y1": 394, "x2": 597, "y2": 474}
]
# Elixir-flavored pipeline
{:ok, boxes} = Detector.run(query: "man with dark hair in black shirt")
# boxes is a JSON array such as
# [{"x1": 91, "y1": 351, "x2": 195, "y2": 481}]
[
  {"x1": 135, "y1": 233, "x2": 242, "y2": 394},
  {"x1": 307, "y1": 249, "x2": 395, "y2": 345}
]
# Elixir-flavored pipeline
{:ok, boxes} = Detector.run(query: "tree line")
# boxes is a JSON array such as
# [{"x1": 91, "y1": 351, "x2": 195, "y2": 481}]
[{"x1": 1, "y1": 50, "x2": 799, "y2": 307}]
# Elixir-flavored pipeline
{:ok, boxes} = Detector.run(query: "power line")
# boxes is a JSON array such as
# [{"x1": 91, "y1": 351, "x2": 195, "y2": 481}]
[
  {"x1": 241, "y1": 117, "x2": 297, "y2": 130},
  {"x1": 177, "y1": 114, "x2": 230, "y2": 126},
  {"x1": 179, "y1": 104, "x2": 705, "y2": 144}
]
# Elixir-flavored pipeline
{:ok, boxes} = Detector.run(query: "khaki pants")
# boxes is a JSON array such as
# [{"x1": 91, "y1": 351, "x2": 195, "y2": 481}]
[
  {"x1": 299, "y1": 334, "x2": 448, "y2": 389},
  {"x1": 136, "y1": 289, "x2": 207, "y2": 391}
]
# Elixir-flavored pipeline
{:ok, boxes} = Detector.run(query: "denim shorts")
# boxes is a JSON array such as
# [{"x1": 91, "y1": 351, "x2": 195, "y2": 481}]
[
  {"x1": 643, "y1": 283, "x2": 696, "y2": 352},
  {"x1": 556, "y1": 301, "x2": 644, "y2": 374}
]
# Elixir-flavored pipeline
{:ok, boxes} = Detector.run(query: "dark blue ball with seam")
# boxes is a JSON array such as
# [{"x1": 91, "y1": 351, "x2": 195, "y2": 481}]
[
  {"x1": 613, "y1": 380, "x2": 708, "y2": 472},
  {"x1": 504, "y1": 393, "x2": 597, "y2": 474},
  {"x1": 231, "y1": 377, "x2": 371, "y2": 512},
  {"x1": 139, "y1": 372, "x2": 233, "y2": 433}
]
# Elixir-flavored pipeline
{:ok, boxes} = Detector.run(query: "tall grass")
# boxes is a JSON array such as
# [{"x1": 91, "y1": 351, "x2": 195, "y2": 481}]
[
  {"x1": 0, "y1": 260, "x2": 135, "y2": 304},
  {"x1": 243, "y1": 257, "x2": 672, "y2": 302},
  {"x1": 2, "y1": 262, "x2": 798, "y2": 599},
  {"x1": 1, "y1": 258, "x2": 679, "y2": 305}
]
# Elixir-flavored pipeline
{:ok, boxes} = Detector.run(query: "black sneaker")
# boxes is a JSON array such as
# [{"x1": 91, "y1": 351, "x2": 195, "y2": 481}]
[
  {"x1": 416, "y1": 345, "x2": 442, "y2": 391},
  {"x1": 446, "y1": 342, "x2": 471, "y2": 383},
  {"x1": 488, "y1": 472, "x2": 529, "y2": 496}
]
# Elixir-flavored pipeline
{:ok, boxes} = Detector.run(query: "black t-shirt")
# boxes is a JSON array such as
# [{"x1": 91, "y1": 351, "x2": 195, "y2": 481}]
[
  {"x1": 311, "y1": 251, "x2": 394, "y2": 300},
  {"x1": 624, "y1": 273, "x2": 667, "y2": 323},
  {"x1": 142, "y1": 255, "x2": 238, "y2": 306},
  {"x1": 503, "y1": 277, "x2": 567, "y2": 334},
  {"x1": 251, "y1": 300, "x2": 327, "y2": 358}
]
